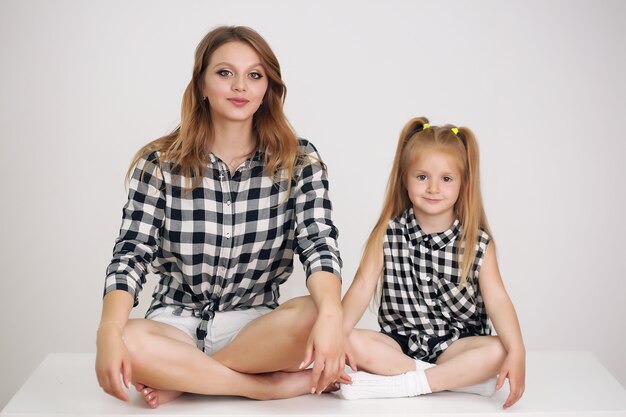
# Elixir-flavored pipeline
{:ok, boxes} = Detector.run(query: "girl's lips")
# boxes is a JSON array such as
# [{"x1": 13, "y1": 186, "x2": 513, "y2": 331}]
[
  {"x1": 228, "y1": 98, "x2": 249, "y2": 107},
  {"x1": 424, "y1": 198, "x2": 442, "y2": 203}
]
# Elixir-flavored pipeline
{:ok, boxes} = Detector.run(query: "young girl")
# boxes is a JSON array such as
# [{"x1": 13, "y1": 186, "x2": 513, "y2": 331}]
[
  {"x1": 96, "y1": 26, "x2": 345, "y2": 408},
  {"x1": 339, "y1": 117, "x2": 525, "y2": 409}
]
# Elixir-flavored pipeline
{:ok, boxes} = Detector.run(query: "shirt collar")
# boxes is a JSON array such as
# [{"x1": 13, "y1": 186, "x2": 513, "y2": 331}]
[
  {"x1": 404, "y1": 207, "x2": 460, "y2": 250},
  {"x1": 208, "y1": 146, "x2": 264, "y2": 168}
]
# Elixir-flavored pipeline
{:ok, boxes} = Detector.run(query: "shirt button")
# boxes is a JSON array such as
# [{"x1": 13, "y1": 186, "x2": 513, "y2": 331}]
[
  {"x1": 226, "y1": 200, "x2": 231, "y2": 206},
  {"x1": 424, "y1": 248, "x2": 429, "y2": 253},
  {"x1": 225, "y1": 232, "x2": 231, "y2": 239},
  {"x1": 424, "y1": 236, "x2": 429, "y2": 241}
]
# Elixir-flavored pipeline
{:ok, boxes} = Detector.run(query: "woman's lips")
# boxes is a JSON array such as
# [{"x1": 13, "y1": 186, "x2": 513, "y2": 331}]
[{"x1": 228, "y1": 98, "x2": 249, "y2": 107}]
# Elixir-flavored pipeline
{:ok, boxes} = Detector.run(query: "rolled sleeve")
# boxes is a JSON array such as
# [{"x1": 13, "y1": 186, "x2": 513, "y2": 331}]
[
  {"x1": 293, "y1": 141, "x2": 342, "y2": 280},
  {"x1": 104, "y1": 152, "x2": 165, "y2": 306}
]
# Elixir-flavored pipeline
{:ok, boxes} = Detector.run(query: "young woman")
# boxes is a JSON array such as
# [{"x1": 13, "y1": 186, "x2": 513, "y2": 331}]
[{"x1": 96, "y1": 26, "x2": 345, "y2": 408}]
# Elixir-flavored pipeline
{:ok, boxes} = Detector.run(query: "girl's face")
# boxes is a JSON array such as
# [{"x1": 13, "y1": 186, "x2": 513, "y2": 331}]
[
  {"x1": 405, "y1": 151, "x2": 462, "y2": 224},
  {"x1": 201, "y1": 41, "x2": 268, "y2": 126}
]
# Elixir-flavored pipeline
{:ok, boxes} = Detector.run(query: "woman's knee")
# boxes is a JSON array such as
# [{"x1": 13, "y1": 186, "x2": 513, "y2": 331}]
[
  {"x1": 276, "y1": 296, "x2": 318, "y2": 337},
  {"x1": 121, "y1": 320, "x2": 153, "y2": 368},
  {"x1": 279, "y1": 295, "x2": 316, "y2": 312}
]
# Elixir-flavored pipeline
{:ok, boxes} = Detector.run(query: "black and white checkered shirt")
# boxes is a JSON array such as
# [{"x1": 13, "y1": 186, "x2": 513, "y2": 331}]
[
  {"x1": 105, "y1": 139, "x2": 342, "y2": 352},
  {"x1": 378, "y1": 207, "x2": 491, "y2": 362}
]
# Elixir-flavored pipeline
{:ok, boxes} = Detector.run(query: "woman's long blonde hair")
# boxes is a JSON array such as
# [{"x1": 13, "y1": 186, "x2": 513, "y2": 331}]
[
  {"x1": 363, "y1": 117, "x2": 491, "y2": 287},
  {"x1": 127, "y1": 26, "x2": 300, "y2": 188}
]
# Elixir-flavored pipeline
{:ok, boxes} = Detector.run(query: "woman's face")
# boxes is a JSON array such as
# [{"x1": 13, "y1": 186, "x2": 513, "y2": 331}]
[{"x1": 201, "y1": 41, "x2": 269, "y2": 126}]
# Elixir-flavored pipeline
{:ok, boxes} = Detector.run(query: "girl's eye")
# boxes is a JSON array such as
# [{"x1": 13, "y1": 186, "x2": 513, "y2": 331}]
[
  {"x1": 443, "y1": 176, "x2": 453, "y2": 182},
  {"x1": 249, "y1": 72, "x2": 263, "y2": 80},
  {"x1": 417, "y1": 175, "x2": 427, "y2": 181},
  {"x1": 217, "y1": 69, "x2": 232, "y2": 77}
]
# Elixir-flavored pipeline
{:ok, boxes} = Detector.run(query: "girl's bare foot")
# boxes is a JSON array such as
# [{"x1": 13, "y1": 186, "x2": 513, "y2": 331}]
[{"x1": 134, "y1": 383, "x2": 183, "y2": 408}]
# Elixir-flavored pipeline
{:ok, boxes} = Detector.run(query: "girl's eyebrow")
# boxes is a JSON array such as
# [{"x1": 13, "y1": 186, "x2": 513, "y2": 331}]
[{"x1": 412, "y1": 170, "x2": 459, "y2": 176}]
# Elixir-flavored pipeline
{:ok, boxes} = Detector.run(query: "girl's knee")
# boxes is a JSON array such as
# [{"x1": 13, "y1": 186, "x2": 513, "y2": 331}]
[
  {"x1": 347, "y1": 330, "x2": 374, "y2": 366},
  {"x1": 487, "y1": 336, "x2": 507, "y2": 366},
  {"x1": 347, "y1": 331, "x2": 362, "y2": 353}
]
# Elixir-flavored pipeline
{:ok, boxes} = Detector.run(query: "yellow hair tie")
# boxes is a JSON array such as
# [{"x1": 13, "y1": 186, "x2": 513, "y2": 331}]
[
  {"x1": 451, "y1": 127, "x2": 459, "y2": 135},
  {"x1": 423, "y1": 123, "x2": 430, "y2": 130}
]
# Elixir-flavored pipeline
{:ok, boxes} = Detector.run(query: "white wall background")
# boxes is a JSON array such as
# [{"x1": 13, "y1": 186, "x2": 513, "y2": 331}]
[{"x1": 1, "y1": 0, "x2": 625, "y2": 409}]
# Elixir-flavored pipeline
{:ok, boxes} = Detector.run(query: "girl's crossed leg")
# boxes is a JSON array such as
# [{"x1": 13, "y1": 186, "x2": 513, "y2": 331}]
[
  {"x1": 429, "y1": 334, "x2": 506, "y2": 392},
  {"x1": 345, "y1": 329, "x2": 505, "y2": 396}
]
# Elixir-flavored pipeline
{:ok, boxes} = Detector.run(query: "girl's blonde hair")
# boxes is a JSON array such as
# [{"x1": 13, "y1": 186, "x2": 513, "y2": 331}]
[
  {"x1": 363, "y1": 116, "x2": 491, "y2": 286},
  {"x1": 127, "y1": 26, "x2": 301, "y2": 189}
]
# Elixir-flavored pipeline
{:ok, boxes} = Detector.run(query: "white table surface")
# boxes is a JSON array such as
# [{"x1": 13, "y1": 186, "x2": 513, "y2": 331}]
[{"x1": 2, "y1": 351, "x2": 626, "y2": 417}]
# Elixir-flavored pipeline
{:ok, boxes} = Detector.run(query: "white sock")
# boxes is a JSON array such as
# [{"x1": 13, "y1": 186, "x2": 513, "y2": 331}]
[
  {"x1": 449, "y1": 376, "x2": 497, "y2": 397},
  {"x1": 414, "y1": 358, "x2": 436, "y2": 371},
  {"x1": 338, "y1": 370, "x2": 432, "y2": 400}
]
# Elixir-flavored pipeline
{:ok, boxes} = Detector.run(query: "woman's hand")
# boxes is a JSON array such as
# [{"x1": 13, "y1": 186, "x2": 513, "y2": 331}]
[
  {"x1": 497, "y1": 349, "x2": 526, "y2": 409},
  {"x1": 300, "y1": 306, "x2": 345, "y2": 394},
  {"x1": 95, "y1": 323, "x2": 132, "y2": 402}
]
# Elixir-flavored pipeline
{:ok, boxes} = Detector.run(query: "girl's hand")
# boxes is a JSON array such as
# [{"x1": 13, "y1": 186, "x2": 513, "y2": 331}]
[
  {"x1": 300, "y1": 307, "x2": 345, "y2": 394},
  {"x1": 496, "y1": 350, "x2": 526, "y2": 409},
  {"x1": 95, "y1": 324, "x2": 132, "y2": 402}
]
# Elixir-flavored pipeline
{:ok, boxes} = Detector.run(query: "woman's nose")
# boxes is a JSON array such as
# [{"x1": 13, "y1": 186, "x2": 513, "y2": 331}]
[{"x1": 232, "y1": 75, "x2": 247, "y2": 92}]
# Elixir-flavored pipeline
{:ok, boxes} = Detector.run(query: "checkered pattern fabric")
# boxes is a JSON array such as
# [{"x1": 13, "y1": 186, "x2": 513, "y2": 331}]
[
  {"x1": 378, "y1": 207, "x2": 491, "y2": 362},
  {"x1": 105, "y1": 139, "x2": 342, "y2": 352}
]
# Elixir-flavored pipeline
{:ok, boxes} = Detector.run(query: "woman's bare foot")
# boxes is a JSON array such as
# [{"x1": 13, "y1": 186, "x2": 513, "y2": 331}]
[
  {"x1": 257, "y1": 369, "x2": 339, "y2": 400},
  {"x1": 254, "y1": 370, "x2": 310, "y2": 400},
  {"x1": 134, "y1": 383, "x2": 183, "y2": 408},
  {"x1": 133, "y1": 370, "x2": 333, "y2": 405}
]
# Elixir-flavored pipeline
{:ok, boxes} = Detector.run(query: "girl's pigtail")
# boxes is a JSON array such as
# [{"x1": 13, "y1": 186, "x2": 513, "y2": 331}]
[{"x1": 454, "y1": 126, "x2": 491, "y2": 284}]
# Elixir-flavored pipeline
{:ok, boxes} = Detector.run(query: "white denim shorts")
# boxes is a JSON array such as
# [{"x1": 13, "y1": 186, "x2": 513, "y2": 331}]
[{"x1": 146, "y1": 305, "x2": 272, "y2": 355}]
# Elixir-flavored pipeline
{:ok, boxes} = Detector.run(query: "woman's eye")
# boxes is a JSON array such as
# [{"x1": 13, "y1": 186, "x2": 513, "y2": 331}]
[
  {"x1": 217, "y1": 69, "x2": 232, "y2": 77},
  {"x1": 249, "y1": 72, "x2": 263, "y2": 80}
]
